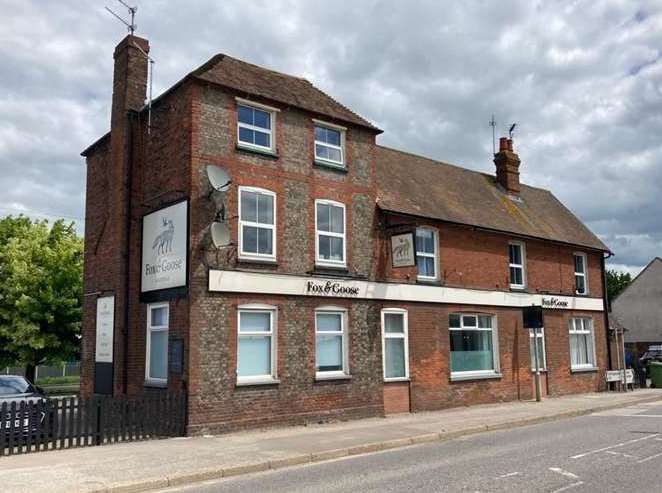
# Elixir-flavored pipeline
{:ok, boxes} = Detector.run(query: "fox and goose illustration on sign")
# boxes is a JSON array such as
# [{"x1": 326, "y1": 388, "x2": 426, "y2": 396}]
[{"x1": 152, "y1": 217, "x2": 175, "y2": 256}]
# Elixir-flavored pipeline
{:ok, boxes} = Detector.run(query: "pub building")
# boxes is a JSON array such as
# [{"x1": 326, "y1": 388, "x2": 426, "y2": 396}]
[{"x1": 80, "y1": 34, "x2": 612, "y2": 434}]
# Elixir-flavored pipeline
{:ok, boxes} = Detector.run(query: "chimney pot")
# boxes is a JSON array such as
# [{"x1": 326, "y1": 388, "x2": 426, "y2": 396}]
[
  {"x1": 507, "y1": 139, "x2": 513, "y2": 152},
  {"x1": 499, "y1": 137, "x2": 508, "y2": 152}
]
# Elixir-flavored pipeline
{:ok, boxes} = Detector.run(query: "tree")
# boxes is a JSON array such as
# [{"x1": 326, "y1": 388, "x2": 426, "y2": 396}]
[
  {"x1": 0, "y1": 216, "x2": 83, "y2": 382},
  {"x1": 606, "y1": 269, "x2": 633, "y2": 303}
]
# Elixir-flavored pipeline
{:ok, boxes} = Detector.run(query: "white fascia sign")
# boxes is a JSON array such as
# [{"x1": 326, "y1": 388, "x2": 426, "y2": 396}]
[{"x1": 141, "y1": 200, "x2": 188, "y2": 294}]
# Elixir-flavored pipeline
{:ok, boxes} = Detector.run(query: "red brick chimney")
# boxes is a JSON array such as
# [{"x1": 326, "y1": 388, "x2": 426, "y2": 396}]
[{"x1": 494, "y1": 136, "x2": 521, "y2": 196}]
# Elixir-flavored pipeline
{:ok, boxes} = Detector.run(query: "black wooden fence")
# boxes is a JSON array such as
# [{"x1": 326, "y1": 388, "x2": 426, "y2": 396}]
[{"x1": 1, "y1": 392, "x2": 186, "y2": 456}]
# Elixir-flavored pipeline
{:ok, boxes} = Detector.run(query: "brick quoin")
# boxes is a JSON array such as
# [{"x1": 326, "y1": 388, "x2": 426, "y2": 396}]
[{"x1": 80, "y1": 34, "x2": 612, "y2": 434}]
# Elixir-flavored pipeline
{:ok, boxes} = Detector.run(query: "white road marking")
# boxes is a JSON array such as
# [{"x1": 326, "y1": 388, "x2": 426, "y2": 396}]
[
  {"x1": 637, "y1": 451, "x2": 662, "y2": 464},
  {"x1": 597, "y1": 414, "x2": 662, "y2": 418},
  {"x1": 605, "y1": 450, "x2": 638, "y2": 459},
  {"x1": 549, "y1": 467, "x2": 579, "y2": 479},
  {"x1": 497, "y1": 472, "x2": 520, "y2": 478},
  {"x1": 570, "y1": 433, "x2": 659, "y2": 459},
  {"x1": 551, "y1": 481, "x2": 584, "y2": 493}
]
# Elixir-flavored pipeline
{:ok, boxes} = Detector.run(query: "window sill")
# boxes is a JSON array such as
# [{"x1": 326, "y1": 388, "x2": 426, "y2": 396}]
[
  {"x1": 315, "y1": 373, "x2": 351, "y2": 382},
  {"x1": 416, "y1": 278, "x2": 441, "y2": 286},
  {"x1": 450, "y1": 372, "x2": 502, "y2": 382},
  {"x1": 314, "y1": 160, "x2": 348, "y2": 173},
  {"x1": 144, "y1": 380, "x2": 168, "y2": 389},
  {"x1": 236, "y1": 377, "x2": 280, "y2": 387},
  {"x1": 238, "y1": 256, "x2": 278, "y2": 266},
  {"x1": 236, "y1": 144, "x2": 279, "y2": 159},
  {"x1": 571, "y1": 366, "x2": 599, "y2": 374},
  {"x1": 384, "y1": 377, "x2": 410, "y2": 383},
  {"x1": 314, "y1": 263, "x2": 348, "y2": 272},
  {"x1": 509, "y1": 286, "x2": 527, "y2": 292}
]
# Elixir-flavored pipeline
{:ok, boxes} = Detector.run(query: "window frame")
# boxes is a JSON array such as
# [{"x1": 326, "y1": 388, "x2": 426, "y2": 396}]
[
  {"x1": 313, "y1": 119, "x2": 346, "y2": 168},
  {"x1": 529, "y1": 327, "x2": 547, "y2": 371},
  {"x1": 236, "y1": 98, "x2": 279, "y2": 153},
  {"x1": 314, "y1": 199, "x2": 347, "y2": 268},
  {"x1": 574, "y1": 252, "x2": 589, "y2": 296},
  {"x1": 508, "y1": 241, "x2": 527, "y2": 290},
  {"x1": 568, "y1": 317, "x2": 597, "y2": 371},
  {"x1": 236, "y1": 304, "x2": 278, "y2": 386},
  {"x1": 314, "y1": 306, "x2": 349, "y2": 380},
  {"x1": 145, "y1": 302, "x2": 169, "y2": 386},
  {"x1": 449, "y1": 313, "x2": 501, "y2": 380},
  {"x1": 381, "y1": 308, "x2": 409, "y2": 381},
  {"x1": 237, "y1": 186, "x2": 277, "y2": 262},
  {"x1": 415, "y1": 226, "x2": 439, "y2": 282}
]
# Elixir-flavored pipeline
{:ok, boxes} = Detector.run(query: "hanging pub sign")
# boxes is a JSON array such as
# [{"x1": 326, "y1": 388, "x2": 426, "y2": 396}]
[
  {"x1": 141, "y1": 199, "x2": 189, "y2": 301},
  {"x1": 391, "y1": 232, "x2": 415, "y2": 268},
  {"x1": 522, "y1": 305, "x2": 544, "y2": 328}
]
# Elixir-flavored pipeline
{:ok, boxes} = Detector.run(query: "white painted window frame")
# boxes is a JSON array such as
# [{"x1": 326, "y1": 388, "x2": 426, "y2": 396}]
[
  {"x1": 314, "y1": 199, "x2": 347, "y2": 268},
  {"x1": 508, "y1": 241, "x2": 527, "y2": 290},
  {"x1": 415, "y1": 227, "x2": 439, "y2": 281},
  {"x1": 313, "y1": 119, "x2": 346, "y2": 168},
  {"x1": 236, "y1": 98, "x2": 279, "y2": 153},
  {"x1": 529, "y1": 327, "x2": 547, "y2": 371},
  {"x1": 236, "y1": 304, "x2": 278, "y2": 385},
  {"x1": 569, "y1": 317, "x2": 597, "y2": 371},
  {"x1": 449, "y1": 313, "x2": 501, "y2": 380},
  {"x1": 381, "y1": 308, "x2": 409, "y2": 381},
  {"x1": 574, "y1": 252, "x2": 589, "y2": 295},
  {"x1": 238, "y1": 186, "x2": 277, "y2": 262},
  {"x1": 145, "y1": 302, "x2": 169, "y2": 385},
  {"x1": 315, "y1": 306, "x2": 349, "y2": 380}
]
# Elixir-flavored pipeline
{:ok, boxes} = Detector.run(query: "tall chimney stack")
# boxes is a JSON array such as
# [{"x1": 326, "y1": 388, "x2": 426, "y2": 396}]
[{"x1": 494, "y1": 136, "x2": 521, "y2": 196}]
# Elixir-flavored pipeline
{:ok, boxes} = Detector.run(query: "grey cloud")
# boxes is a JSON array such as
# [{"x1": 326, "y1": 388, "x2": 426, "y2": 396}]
[{"x1": 1, "y1": 0, "x2": 660, "y2": 274}]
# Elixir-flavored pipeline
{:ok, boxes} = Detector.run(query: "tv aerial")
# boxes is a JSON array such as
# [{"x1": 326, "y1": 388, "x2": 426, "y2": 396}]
[
  {"x1": 509, "y1": 123, "x2": 517, "y2": 139},
  {"x1": 105, "y1": 0, "x2": 137, "y2": 35}
]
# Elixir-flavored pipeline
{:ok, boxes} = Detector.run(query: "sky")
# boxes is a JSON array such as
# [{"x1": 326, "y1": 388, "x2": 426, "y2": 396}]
[{"x1": 1, "y1": 0, "x2": 661, "y2": 275}]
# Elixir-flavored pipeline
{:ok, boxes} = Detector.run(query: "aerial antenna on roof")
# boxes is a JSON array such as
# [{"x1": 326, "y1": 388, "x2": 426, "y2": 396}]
[
  {"x1": 105, "y1": 0, "x2": 137, "y2": 35},
  {"x1": 509, "y1": 122, "x2": 517, "y2": 139},
  {"x1": 489, "y1": 114, "x2": 497, "y2": 154},
  {"x1": 104, "y1": 1, "x2": 157, "y2": 135}
]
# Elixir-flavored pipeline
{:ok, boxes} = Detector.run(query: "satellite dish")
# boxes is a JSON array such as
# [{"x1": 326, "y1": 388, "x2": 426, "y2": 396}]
[
  {"x1": 206, "y1": 165, "x2": 231, "y2": 192},
  {"x1": 211, "y1": 222, "x2": 231, "y2": 248}
]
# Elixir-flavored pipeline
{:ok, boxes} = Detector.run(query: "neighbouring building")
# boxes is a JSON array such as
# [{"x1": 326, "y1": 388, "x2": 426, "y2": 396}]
[
  {"x1": 612, "y1": 258, "x2": 662, "y2": 358},
  {"x1": 80, "y1": 35, "x2": 612, "y2": 434}
]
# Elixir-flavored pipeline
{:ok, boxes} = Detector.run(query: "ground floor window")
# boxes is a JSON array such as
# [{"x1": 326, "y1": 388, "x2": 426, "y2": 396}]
[
  {"x1": 146, "y1": 303, "x2": 169, "y2": 384},
  {"x1": 381, "y1": 309, "x2": 409, "y2": 380},
  {"x1": 569, "y1": 317, "x2": 596, "y2": 370},
  {"x1": 449, "y1": 313, "x2": 499, "y2": 378},
  {"x1": 315, "y1": 308, "x2": 348, "y2": 378},
  {"x1": 529, "y1": 327, "x2": 547, "y2": 370},
  {"x1": 237, "y1": 305, "x2": 277, "y2": 384}
]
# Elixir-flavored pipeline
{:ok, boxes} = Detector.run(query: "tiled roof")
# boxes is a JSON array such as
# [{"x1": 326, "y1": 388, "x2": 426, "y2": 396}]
[
  {"x1": 376, "y1": 145, "x2": 610, "y2": 252},
  {"x1": 192, "y1": 54, "x2": 381, "y2": 132}
]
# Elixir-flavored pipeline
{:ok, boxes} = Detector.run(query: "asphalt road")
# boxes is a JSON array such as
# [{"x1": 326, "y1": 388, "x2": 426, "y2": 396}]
[{"x1": 161, "y1": 401, "x2": 662, "y2": 493}]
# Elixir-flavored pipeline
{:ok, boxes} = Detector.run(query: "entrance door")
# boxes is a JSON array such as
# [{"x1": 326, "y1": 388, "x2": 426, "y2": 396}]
[
  {"x1": 529, "y1": 327, "x2": 549, "y2": 397},
  {"x1": 382, "y1": 309, "x2": 411, "y2": 414}
]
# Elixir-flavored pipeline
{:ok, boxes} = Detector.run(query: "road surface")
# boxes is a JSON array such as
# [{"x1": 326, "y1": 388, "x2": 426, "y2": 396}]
[{"x1": 161, "y1": 401, "x2": 662, "y2": 492}]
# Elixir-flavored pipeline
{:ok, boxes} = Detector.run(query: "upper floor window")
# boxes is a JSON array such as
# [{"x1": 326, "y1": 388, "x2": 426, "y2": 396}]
[
  {"x1": 574, "y1": 253, "x2": 588, "y2": 295},
  {"x1": 237, "y1": 99, "x2": 278, "y2": 153},
  {"x1": 146, "y1": 303, "x2": 169, "y2": 385},
  {"x1": 569, "y1": 317, "x2": 596, "y2": 370},
  {"x1": 315, "y1": 200, "x2": 346, "y2": 267},
  {"x1": 237, "y1": 305, "x2": 277, "y2": 385},
  {"x1": 382, "y1": 309, "x2": 409, "y2": 381},
  {"x1": 238, "y1": 187, "x2": 276, "y2": 261},
  {"x1": 449, "y1": 313, "x2": 499, "y2": 378},
  {"x1": 315, "y1": 307, "x2": 349, "y2": 379},
  {"x1": 416, "y1": 227, "x2": 438, "y2": 281},
  {"x1": 314, "y1": 121, "x2": 345, "y2": 167},
  {"x1": 508, "y1": 241, "x2": 526, "y2": 289}
]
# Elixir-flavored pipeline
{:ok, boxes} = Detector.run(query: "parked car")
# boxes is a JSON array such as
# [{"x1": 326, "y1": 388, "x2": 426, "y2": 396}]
[{"x1": 0, "y1": 375, "x2": 53, "y2": 439}]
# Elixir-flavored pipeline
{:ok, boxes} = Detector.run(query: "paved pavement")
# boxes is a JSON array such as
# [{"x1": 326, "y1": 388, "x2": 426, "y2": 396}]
[
  {"x1": 1, "y1": 389, "x2": 661, "y2": 493},
  {"x1": 164, "y1": 400, "x2": 662, "y2": 492}
]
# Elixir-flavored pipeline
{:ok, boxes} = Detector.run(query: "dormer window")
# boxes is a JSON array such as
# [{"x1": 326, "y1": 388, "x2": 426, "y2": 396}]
[
  {"x1": 314, "y1": 120, "x2": 345, "y2": 168},
  {"x1": 236, "y1": 99, "x2": 278, "y2": 153}
]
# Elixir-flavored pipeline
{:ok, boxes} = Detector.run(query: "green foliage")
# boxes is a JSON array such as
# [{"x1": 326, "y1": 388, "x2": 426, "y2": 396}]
[
  {"x1": 36, "y1": 375, "x2": 81, "y2": 386},
  {"x1": 0, "y1": 215, "x2": 83, "y2": 369},
  {"x1": 606, "y1": 269, "x2": 633, "y2": 302}
]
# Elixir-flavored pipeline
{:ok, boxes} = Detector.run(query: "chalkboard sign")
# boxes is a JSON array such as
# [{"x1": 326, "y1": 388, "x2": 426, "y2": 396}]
[{"x1": 168, "y1": 337, "x2": 184, "y2": 375}]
